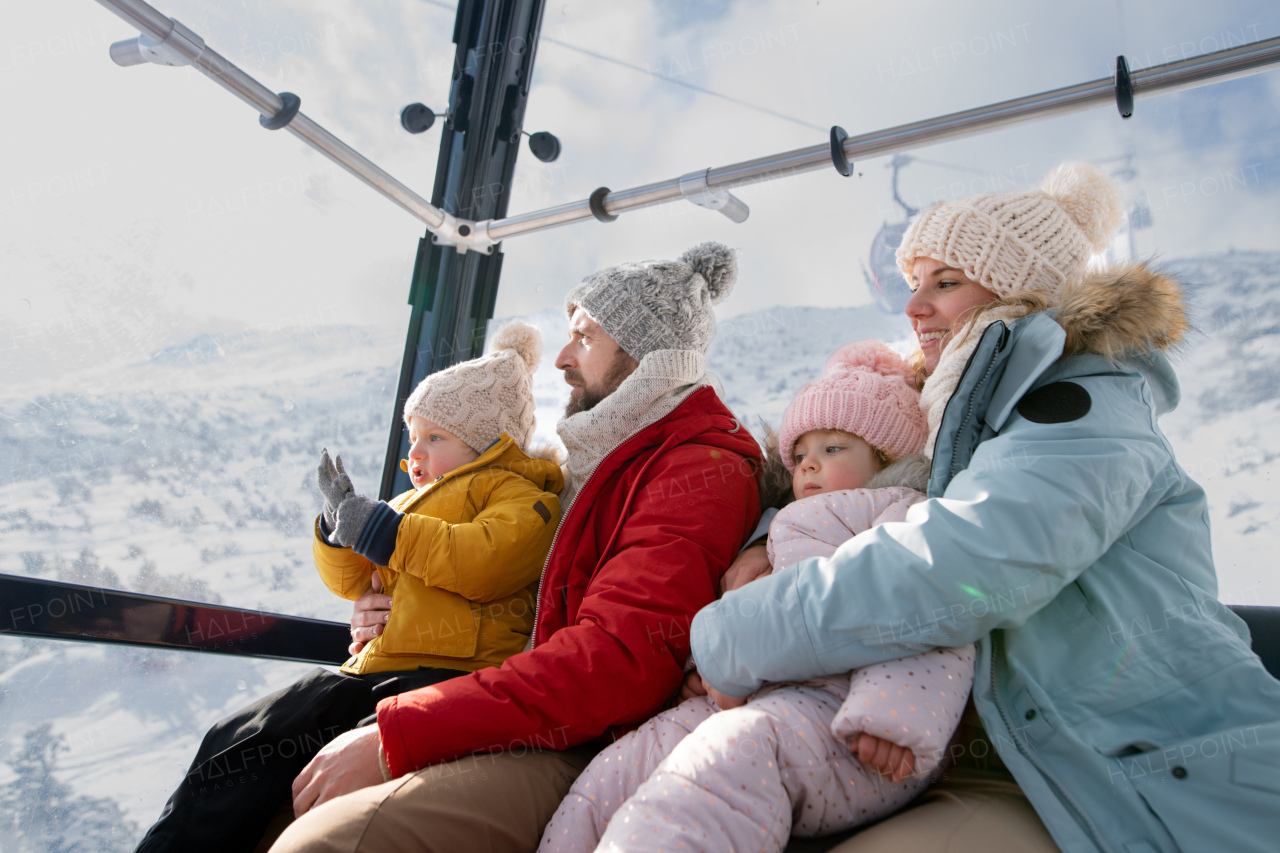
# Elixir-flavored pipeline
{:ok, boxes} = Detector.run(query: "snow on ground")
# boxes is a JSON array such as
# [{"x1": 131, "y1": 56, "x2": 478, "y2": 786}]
[
  {"x1": 1157, "y1": 252, "x2": 1280, "y2": 605},
  {"x1": 0, "y1": 251, "x2": 1277, "y2": 849}
]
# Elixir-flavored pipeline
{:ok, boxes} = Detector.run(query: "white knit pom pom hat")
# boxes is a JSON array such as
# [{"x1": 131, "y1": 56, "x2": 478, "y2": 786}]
[
  {"x1": 403, "y1": 320, "x2": 542, "y2": 452},
  {"x1": 564, "y1": 241, "x2": 737, "y2": 361},
  {"x1": 896, "y1": 161, "x2": 1125, "y2": 303}
]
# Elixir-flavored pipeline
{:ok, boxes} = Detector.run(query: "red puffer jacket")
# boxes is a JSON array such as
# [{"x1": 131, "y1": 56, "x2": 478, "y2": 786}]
[{"x1": 378, "y1": 386, "x2": 762, "y2": 775}]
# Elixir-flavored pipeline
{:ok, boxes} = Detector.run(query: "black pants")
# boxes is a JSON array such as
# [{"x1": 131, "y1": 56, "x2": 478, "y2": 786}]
[{"x1": 134, "y1": 666, "x2": 467, "y2": 853}]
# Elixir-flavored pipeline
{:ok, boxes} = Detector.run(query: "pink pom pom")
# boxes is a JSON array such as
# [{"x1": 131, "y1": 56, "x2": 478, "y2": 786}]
[{"x1": 825, "y1": 339, "x2": 913, "y2": 383}]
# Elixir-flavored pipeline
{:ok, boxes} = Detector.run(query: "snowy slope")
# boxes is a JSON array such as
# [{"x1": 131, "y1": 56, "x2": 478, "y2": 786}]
[
  {"x1": 1154, "y1": 252, "x2": 1280, "y2": 606},
  {"x1": 1, "y1": 252, "x2": 1277, "y2": 850}
]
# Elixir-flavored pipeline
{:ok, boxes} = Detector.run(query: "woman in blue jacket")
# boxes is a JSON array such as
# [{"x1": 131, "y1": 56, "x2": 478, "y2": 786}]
[{"x1": 691, "y1": 162, "x2": 1280, "y2": 852}]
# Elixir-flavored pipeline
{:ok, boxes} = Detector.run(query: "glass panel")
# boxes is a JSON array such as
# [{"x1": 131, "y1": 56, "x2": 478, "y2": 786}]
[
  {"x1": 1, "y1": 0, "x2": 1278, "y2": 847},
  {"x1": 0, "y1": 634, "x2": 319, "y2": 850},
  {"x1": 496, "y1": 0, "x2": 1280, "y2": 606},
  {"x1": 0, "y1": 0, "x2": 459, "y2": 620}
]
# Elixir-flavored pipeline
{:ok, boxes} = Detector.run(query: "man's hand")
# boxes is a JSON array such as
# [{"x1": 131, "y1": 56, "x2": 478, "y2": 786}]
[
  {"x1": 720, "y1": 543, "x2": 771, "y2": 594},
  {"x1": 678, "y1": 669, "x2": 709, "y2": 702},
  {"x1": 706, "y1": 683, "x2": 748, "y2": 711},
  {"x1": 854, "y1": 733, "x2": 916, "y2": 783},
  {"x1": 680, "y1": 668, "x2": 746, "y2": 710},
  {"x1": 349, "y1": 573, "x2": 392, "y2": 656},
  {"x1": 292, "y1": 724, "x2": 386, "y2": 817}
]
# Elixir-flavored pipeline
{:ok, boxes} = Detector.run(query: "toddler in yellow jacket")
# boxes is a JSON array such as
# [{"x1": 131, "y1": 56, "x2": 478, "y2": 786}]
[
  {"x1": 135, "y1": 321, "x2": 564, "y2": 853},
  {"x1": 315, "y1": 320, "x2": 564, "y2": 676}
]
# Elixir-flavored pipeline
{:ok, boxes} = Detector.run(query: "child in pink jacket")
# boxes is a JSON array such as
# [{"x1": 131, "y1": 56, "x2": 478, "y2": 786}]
[{"x1": 539, "y1": 340, "x2": 976, "y2": 853}]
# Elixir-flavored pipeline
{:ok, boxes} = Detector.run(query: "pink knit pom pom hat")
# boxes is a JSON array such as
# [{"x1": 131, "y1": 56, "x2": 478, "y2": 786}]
[{"x1": 778, "y1": 340, "x2": 927, "y2": 470}]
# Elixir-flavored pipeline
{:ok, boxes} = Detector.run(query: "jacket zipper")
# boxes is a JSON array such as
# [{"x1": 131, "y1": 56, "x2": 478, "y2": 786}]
[
  {"x1": 528, "y1": 451, "x2": 612, "y2": 649},
  {"x1": 949, "y1": 327, "x2": 1008, "y2": 480},
  {"x1": 989, "y1": 631, "x2": 1113, "y2": 853},
  {"x1": 955, "y1": 324, "x2": 1110, "y2": 851}
]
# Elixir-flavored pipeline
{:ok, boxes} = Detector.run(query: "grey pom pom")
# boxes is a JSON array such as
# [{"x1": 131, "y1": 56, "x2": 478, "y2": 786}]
[
  {"x1": 490, "y1": 320, "x2": 542, "y2": 372},
  {"x1": 680, "y1": 241, "x2": 737, "y2": 304}
]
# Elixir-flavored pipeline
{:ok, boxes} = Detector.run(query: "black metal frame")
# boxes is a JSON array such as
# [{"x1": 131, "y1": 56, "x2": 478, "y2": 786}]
[
  {"x1": 0, "y1": 574, "x2": 348, "y2": 665},
  {"x1": 380, "y1": 0, "x2": 547, "y2": 500},
  {"x1": 3, "y1": 573, "x2": 1278, "y2": 683}
]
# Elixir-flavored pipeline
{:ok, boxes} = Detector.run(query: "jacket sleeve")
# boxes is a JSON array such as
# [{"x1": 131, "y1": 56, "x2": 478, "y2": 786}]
[
  {"x1": 311, "y1": 517, "x2": 377, "y2": 600},
  {"x1": 376, "y1": 445, "x2": 760, "y2": 775},
  {"x1": 830, "y1": 644, "x2": 976, "y2": 777},
  {"x1": 691, "y1": 373, "x2": 1179, "y2": 697},
  {"x1": 388, "y1": 476, "x2": 560, "y2": 603}
]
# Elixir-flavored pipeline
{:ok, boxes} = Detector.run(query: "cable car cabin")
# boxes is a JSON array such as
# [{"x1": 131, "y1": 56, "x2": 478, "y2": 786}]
[{"x1": 2, "y1": 1, "x2": 1279, "y2": 850}]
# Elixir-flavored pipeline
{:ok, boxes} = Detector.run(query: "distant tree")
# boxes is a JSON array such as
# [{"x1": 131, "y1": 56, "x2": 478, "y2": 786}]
[
  {"x1": 56, "y1": 549, "x2": 119, "y2": 590},
  {"x1": 131, "y1": 557, "x2": 221, "y2": 604},
  {"x1": 0, "y1": 724, "x2": 137, "y2": 853}
]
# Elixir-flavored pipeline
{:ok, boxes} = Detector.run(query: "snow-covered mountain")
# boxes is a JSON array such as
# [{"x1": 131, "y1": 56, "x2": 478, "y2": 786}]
[
  {"x1": 0, "y1": 251, "x2": 1276, "y2": 849},
  {"x1": 1148, "y1": 251, "x2": 1280, "y2": 607}
]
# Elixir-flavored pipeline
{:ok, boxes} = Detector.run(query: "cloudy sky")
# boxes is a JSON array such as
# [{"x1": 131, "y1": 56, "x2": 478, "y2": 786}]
[{"x1": 2, "y1": 0, "x2": 1277, "y2": 347}]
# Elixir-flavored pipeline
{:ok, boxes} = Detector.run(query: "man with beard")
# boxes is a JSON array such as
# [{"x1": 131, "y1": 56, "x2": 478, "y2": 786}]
[{"x1": 272, "y1": 242, "x2": 762, "y2": 853}]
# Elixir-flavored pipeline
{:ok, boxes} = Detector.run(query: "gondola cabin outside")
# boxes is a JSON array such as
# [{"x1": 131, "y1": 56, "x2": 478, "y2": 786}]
[{"x1": 2, "y1": 1, "x2": 1280, "y2": 849}]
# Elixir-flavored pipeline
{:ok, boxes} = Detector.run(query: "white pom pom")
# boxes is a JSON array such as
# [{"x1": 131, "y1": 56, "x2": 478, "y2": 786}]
[
  {"x1": 679, "y1": 242, "x2": 737, "y2": 304},
  {"x1": 491, "y1": 320, "x2": 541, "y2": 372},
  {"x1": 1040, "y1": 161, "x2": 1124, "y2": 253}
]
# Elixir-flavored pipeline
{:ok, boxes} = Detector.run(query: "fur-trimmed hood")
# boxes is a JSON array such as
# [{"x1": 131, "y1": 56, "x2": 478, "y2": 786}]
[
  {"x1": 917, "y1": 262, "x2": 1190, "y2": 454},
  {"x1": 528, "y1": 442, "x2": 566, "y2": 466},
  {"x1": 757, "y1": 422, "x2": 793, "y2": 510},
  {"x1": 1056, "y1": 262, "x2": 1188, "y2": 360},
  {"x1": 865, "y1": 453, "x2": 930, "y2": 492}
]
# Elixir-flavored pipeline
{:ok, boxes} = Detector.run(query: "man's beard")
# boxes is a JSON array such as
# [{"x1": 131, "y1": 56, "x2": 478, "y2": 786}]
[{"x1": 563, "y1": 352, "x2": 636, "y2": 417}]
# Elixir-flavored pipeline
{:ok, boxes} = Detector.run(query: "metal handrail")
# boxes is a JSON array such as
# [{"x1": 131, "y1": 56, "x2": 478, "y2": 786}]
[
  {"x1": 93, "y1": 0, "x2": 448, "y2": 231},
  {"x1": 90, "y1": 0, "x2": 1280, "y2": 253},
  {"x1": 6, "y1": 569, "x2": 1278, "y2": 678},
  {"x1": 478, "y1": 34, "x2": 1280, "y2": 245},
  {"x1": 0, "y1": 573, "x2": 349, "y2": 665}
]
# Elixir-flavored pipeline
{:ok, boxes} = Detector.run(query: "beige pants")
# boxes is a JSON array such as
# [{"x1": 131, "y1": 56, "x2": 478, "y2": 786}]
[
  {"x1": 268, "y1": 749, "x2": 1057, "y2": 853},
  {"x1": 268, "y1": 745, "x2": 598, "y2": 853},
  {"x1": 822, "y1": 766, "x2": 1061, "y2": 853}
]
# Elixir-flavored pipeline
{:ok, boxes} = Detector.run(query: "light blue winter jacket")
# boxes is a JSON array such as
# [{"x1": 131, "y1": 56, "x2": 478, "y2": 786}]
[{"x1": 691, "y1": 266, "x2": 1280, "y2": 853}]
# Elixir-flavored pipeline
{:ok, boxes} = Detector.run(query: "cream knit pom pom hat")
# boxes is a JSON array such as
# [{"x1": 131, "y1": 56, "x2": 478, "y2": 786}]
[
  {"x1": 895, "y1": 161, "x2": 1124, "y2": 302},
  {"x1": 778, "y1": 340, "x2": 927, "y2": 470},
  {"x1": 403, "y1": 320, "x2": 542, "y2": 452}
]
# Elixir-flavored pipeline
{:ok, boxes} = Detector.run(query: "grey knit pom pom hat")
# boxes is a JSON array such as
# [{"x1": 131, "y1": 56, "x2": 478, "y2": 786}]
[
  {"x1": 402, "y1": 320, "x2": 541, "y2": 453},
  {"x1": 564, "y1": 241, "x2": 737, "y2": 361}
]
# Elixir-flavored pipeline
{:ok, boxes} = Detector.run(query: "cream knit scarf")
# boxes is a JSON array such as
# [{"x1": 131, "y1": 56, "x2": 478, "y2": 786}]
[
  {"x1": 556, "y1": 349, "x2": 712, "y2": 507},
  {"x1": 919, "y1": 304, "x2": 1032, "y2": 458}
]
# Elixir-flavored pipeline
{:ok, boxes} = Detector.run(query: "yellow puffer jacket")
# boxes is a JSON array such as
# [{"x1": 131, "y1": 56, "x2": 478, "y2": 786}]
[{"x1": 313, "y1": 434, "x2": 564, "y2": 675}]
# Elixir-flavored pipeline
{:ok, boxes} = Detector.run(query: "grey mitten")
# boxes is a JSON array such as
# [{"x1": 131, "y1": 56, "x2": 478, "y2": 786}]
[
  {"x1": 333, "y1": 493, "x2": 381, "y2": 549},
  {"x1": 316, "y1": 448, "x2": 354, "y2": 529}
]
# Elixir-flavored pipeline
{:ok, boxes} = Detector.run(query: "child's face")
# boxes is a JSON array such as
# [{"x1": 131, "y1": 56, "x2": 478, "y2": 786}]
[
  {"x1": 406, "y1": 416, "x2": 480, "y2": 487},
  {"x1": 791, "y1": 429, "x2": 882, "y2": 500}
]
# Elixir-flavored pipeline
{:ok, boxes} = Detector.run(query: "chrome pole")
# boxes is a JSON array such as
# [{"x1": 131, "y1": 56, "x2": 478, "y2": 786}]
[
  {"x1": 93, "y1": 0, "x2": 447, "y2": 231},
  {"x1": 90, "y1": 0, "x2": 1280, "y2": 252},
  {"x1": 483, "y1": 35, "x2": 1280, "y2": 243}
]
